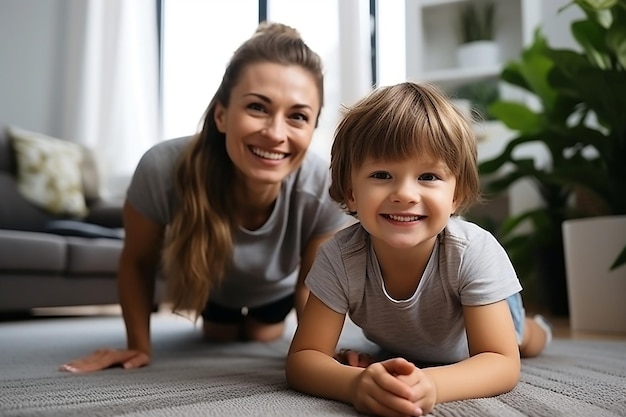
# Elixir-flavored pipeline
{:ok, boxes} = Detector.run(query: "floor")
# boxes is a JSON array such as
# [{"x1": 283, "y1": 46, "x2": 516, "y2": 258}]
[
  {"x1": 4, "y1": 304, "x2": 625, "y2": 342},
  {"x1": 547, "y1": 316, "x2": 626, "y2": 341}
]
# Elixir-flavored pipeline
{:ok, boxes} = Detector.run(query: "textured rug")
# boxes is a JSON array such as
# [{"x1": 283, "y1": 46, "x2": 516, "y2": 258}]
[{"x1": 1, "y1": 312, "x2": 625, "y2": 417}]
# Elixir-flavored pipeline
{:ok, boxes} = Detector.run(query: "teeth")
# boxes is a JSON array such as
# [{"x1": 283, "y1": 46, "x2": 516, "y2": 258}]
[
  {"x1": 388, "y1": 214, "x2": 421, "y2": 222},
  {"x1": 251, "y1": 147, "x2": 286, "y2": 160}
]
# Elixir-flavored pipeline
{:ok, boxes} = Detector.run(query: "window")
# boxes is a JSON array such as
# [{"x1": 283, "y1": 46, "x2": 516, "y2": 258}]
[
  {"x1": 160, "y1": 0, "x2": 375, "y2": 161},
  {"x1": 160, "y1": 0, "x2": 259, "y2": 140},
  {"x1": 267, "y1": 0, "x2": 341, "y2": 160}
]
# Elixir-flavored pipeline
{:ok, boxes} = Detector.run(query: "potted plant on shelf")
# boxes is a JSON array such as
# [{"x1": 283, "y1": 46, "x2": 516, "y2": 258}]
[
  {"x1": 457, "y1": 1, "x2": 498, "y2": 69},
  {"x1": 477, "y1": 0, "x2": 626, "y2": 331}
]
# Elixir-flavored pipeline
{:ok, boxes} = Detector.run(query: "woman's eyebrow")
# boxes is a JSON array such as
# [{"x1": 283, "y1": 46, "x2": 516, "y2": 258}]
[{"x1": 243, "y1": 93, "x2": 313, "y2": 111}]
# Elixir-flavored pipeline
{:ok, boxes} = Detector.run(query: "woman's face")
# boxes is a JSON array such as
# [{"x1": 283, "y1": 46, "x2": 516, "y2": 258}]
[{"x1": 214, "y1": 62, "x2": 320, "y2": 187}]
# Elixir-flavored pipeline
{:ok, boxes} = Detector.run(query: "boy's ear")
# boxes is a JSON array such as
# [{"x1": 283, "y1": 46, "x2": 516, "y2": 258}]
[
  {"x1": 346, "y1": 188, "x2": 357, "y2": 212},
  {"x1": 451, "y1": 193, "x2": 462, "y2": 215},
  {"x1": 214, "y1": 103, "x2": 226, "y2": 133}
]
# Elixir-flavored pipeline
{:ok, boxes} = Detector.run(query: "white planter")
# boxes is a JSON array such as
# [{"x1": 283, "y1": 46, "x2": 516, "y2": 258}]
[
  {"x1": 562, "y1": 215, "x2": 626, "y2": 333},
  {"x1": 456, "y1": 41, "x2": 499, "y2": 69}
]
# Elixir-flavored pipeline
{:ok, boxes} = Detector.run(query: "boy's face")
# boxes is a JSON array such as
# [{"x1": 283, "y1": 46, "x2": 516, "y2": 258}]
[{"x1": 347, "y1": 155, "x2": 458, "y2": 251}]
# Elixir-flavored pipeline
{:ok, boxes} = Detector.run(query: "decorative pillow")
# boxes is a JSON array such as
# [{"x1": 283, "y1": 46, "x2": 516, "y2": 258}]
[{"x1": 7, "y1": 126, "x2": 88, "y2": 217}]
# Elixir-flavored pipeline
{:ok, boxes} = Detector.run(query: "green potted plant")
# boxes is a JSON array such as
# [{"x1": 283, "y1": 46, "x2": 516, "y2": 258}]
[
  {"x1": 476, "y1": 0, "x2": 626, "y2": 324},
  {"x1": 457, "y1": 2, "x2": 498, "y2": 69}
]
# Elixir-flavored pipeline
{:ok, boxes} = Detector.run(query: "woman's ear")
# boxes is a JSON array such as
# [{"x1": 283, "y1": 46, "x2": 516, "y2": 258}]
[{"x1": 214, "y1": 103, "x2": 226, "y2": 133}]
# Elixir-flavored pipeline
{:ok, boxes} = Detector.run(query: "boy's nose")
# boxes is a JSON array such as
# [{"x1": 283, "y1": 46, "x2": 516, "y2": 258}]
[{"x1": 391, "y1": 180, "x2": 420, "y2": 204}]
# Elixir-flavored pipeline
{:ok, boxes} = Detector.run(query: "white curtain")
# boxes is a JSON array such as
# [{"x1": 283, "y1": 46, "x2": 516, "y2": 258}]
[{"x1": 61, "y1": 0, "x2": 159, "y2": 198}]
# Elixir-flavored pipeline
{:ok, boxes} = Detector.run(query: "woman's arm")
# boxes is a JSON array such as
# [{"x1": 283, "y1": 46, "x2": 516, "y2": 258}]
[
  {"x1": 118, "y1": 201, "x2": 166, "y2": 355},
  {"x1": 59, "y1": 201, "x2": 165, "y2": 372}
]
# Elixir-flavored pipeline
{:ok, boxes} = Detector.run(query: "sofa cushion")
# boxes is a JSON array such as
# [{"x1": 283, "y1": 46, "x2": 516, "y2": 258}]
[
  {"x1": 66, "y1": 237, "x2": 122, "y2": 275},
  {"x1": 7, "y1": 126, "x2": 88, "y2": 217},
  {"x1": 0, "y1": 129, "x2": 15, "y2": 173},
  {"x1": 0, "y1": 230, "x2": 66, "y2": 272},
  {"x1": 43, "y1": 220, "x2": 124, "y2": 239},
  {"x1": 0, "y1": 173, "x2": 54, "y2": 231},
  {"x1": 80, "y1": 146, "x2": 101, "y2": 203}
]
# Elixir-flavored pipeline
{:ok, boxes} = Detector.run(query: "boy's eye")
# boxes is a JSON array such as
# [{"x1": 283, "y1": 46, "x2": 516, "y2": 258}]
[
  {"x1": 370, "y1": 172, "x2": 391, "y2": 180},
  {"x1": 419, "y1": 173, "x2": 439, "y2": 181}
]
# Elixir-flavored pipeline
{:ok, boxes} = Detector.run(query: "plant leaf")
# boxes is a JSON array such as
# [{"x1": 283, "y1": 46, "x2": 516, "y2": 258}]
[
  {"x1": 606, "y1": 16, "x2": 626, "y2": 68},
  {"x1": 489, "y1": 101, "x2": 542, "y2": 132},
  {"x1": 610, "y1": 243, "x2": 626, "y2": 269},
  {"x1": 572, "y1": 19, "x2": 612, "y2": 68}
]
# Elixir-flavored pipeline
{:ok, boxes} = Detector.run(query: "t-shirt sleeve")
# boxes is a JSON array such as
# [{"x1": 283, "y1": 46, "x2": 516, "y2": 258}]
[
  {"x1": 126, "y1": 140, "x2": 182, "y2": 225},
  {"x1": 458, "y1": 230, "x2": 522, "y2": 306},
  {"x1": 305, "y1": 239, "x2": 350, "y2": 315},
  {"x1": 300, "y1": 153, "x2": 351, "y2": 239},
  {"x1": 313, "y1": 169, "x2": 351, "y2": 235}
]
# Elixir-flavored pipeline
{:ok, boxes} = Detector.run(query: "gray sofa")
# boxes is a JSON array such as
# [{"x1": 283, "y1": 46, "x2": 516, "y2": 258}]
[{"x1": 0, "y1": 128, "x2": 163, "y2": 313}]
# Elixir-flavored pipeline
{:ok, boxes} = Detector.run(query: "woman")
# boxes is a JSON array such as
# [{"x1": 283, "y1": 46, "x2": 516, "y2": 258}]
[{"x1": 61, "y1": 22, "x2": 348, "y2": 373}]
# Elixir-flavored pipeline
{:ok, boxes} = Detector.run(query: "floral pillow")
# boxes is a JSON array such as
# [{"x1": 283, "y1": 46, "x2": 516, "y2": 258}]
[{"x1": 7, "y1": 126, "x2": 88, "y2": 217}]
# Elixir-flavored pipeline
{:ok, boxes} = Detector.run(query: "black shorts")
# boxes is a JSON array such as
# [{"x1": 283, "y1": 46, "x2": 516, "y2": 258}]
[{"x1": 201, "y1": 293, "x2": 294, "y2": 325}]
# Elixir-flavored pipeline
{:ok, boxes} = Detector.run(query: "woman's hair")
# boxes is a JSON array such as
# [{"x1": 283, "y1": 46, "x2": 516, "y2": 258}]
[
  {"x1": 329, "y1": 82, "x2": 480, "y2": 216},
  {"x1": 162, "y1": 22, "x2": 324, "y2": 317}
]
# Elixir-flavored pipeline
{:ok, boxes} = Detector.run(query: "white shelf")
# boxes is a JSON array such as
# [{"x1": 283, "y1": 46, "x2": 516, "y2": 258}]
[
  {"x1": 407, "y1": 0, "x2": 524, "y2": 93},
  {"x1": 419, "y1": 0, "x2": 467, "y2": 8},
  {"x1": 420, "y1": 65, "x2": 501, "y2": 85}
]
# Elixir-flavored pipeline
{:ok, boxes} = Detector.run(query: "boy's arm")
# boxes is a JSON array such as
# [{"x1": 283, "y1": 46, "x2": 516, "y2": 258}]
[
  {"x1": 286, "y1": 295, "x2": 420, "y2": 417},
  {"x1": 423, "y1": 300, "x2": 521, "y2": 403},
  {"x1": 286, "y1": 294, "x2": 361, "y2": 401},
  {"x1": 294, "y1": 231, "x2": 339, "y2": 320}
]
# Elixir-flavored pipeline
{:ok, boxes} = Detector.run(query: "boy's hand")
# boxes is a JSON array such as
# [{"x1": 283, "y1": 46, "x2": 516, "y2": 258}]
[
  {"x1": 396, "y1": 366, "x2": 437, "y2": 415},
  {"x1": 351, "y1": 358, "x2": 424, "y2": 417}
]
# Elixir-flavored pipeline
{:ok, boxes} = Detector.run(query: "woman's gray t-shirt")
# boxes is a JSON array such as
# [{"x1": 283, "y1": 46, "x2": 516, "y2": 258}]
[
  {"x1": 127, "y1": 136, "x2": 349, "y2": 309},
  {"x1": 306, "y1": 218, "x2": 522, "y2": 365}
]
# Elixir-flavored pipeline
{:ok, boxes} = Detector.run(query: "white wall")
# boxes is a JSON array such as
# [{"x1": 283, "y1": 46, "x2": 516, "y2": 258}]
[{"x1": 0, "y1": 0, "x2": 68, "y2": 137}]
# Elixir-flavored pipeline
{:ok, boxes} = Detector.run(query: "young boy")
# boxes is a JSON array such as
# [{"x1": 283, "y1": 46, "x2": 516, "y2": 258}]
[{"x1": 286, "y1": 82, "x2": 551, "y2": 417}]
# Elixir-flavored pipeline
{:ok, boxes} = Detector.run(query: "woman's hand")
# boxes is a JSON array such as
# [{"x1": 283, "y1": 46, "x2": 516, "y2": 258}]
[
  {"x1": 351, "y1": 358, "x2": 425, "y2": 417},
  {"x1": 59, "y1": 348, "x2": 150, "y2": 373},
  {"x1": 334, "y1": 348, "x2": 377, "y2": 368}
]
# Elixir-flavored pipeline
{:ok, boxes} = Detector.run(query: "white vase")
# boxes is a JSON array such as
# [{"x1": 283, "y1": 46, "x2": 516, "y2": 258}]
[
  {"x1": 456, "y1": 40, "x2": 499, "y2": 69},
  {"x1": 562, "y1": 215, "x2": 626, "y2": 333}
]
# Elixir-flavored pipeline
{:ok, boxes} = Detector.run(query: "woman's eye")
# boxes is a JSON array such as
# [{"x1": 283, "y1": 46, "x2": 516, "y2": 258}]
[
  {"x1": 371, "y1": 172, "x2": 391, "y2": 180},
  {"x1": 248, "y1": 102, "x2": 266, "y2": 112},
  {"x1": 419, "y1": 173, "x2": 439, "y2": 181},
  {"x1": 291, "y1": 112, "x2": 309, "y2": 122}
]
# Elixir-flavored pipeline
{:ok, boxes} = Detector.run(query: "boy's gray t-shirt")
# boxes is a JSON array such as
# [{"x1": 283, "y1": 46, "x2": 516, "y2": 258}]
[
  {"x1": 127, "y1": 136, "x2": 348, "y2": 309},
  {"x1": 306, "y1": 218, "x2": 522, "y2": 365}
]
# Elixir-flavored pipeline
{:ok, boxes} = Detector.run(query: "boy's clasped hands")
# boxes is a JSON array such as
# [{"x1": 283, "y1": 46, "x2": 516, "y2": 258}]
[{"x1": 337, "y1": 350, "x2": 436, "y2": 416}]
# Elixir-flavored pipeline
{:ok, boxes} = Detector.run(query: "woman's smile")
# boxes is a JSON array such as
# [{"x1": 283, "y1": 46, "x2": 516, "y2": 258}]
[{"x1": 249, "y1": 145, "x2": 290, "y2": 162}]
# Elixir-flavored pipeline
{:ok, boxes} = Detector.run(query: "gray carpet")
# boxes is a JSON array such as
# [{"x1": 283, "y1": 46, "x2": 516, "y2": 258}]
[{"x1": 1, "y1": 312, "x2": 625, "y2": 417}]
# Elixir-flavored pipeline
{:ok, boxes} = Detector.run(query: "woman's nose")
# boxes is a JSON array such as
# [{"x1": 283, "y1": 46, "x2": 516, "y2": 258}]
[{"x1": 261, "y1": 117, "x2": 287, "y2": 142}]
